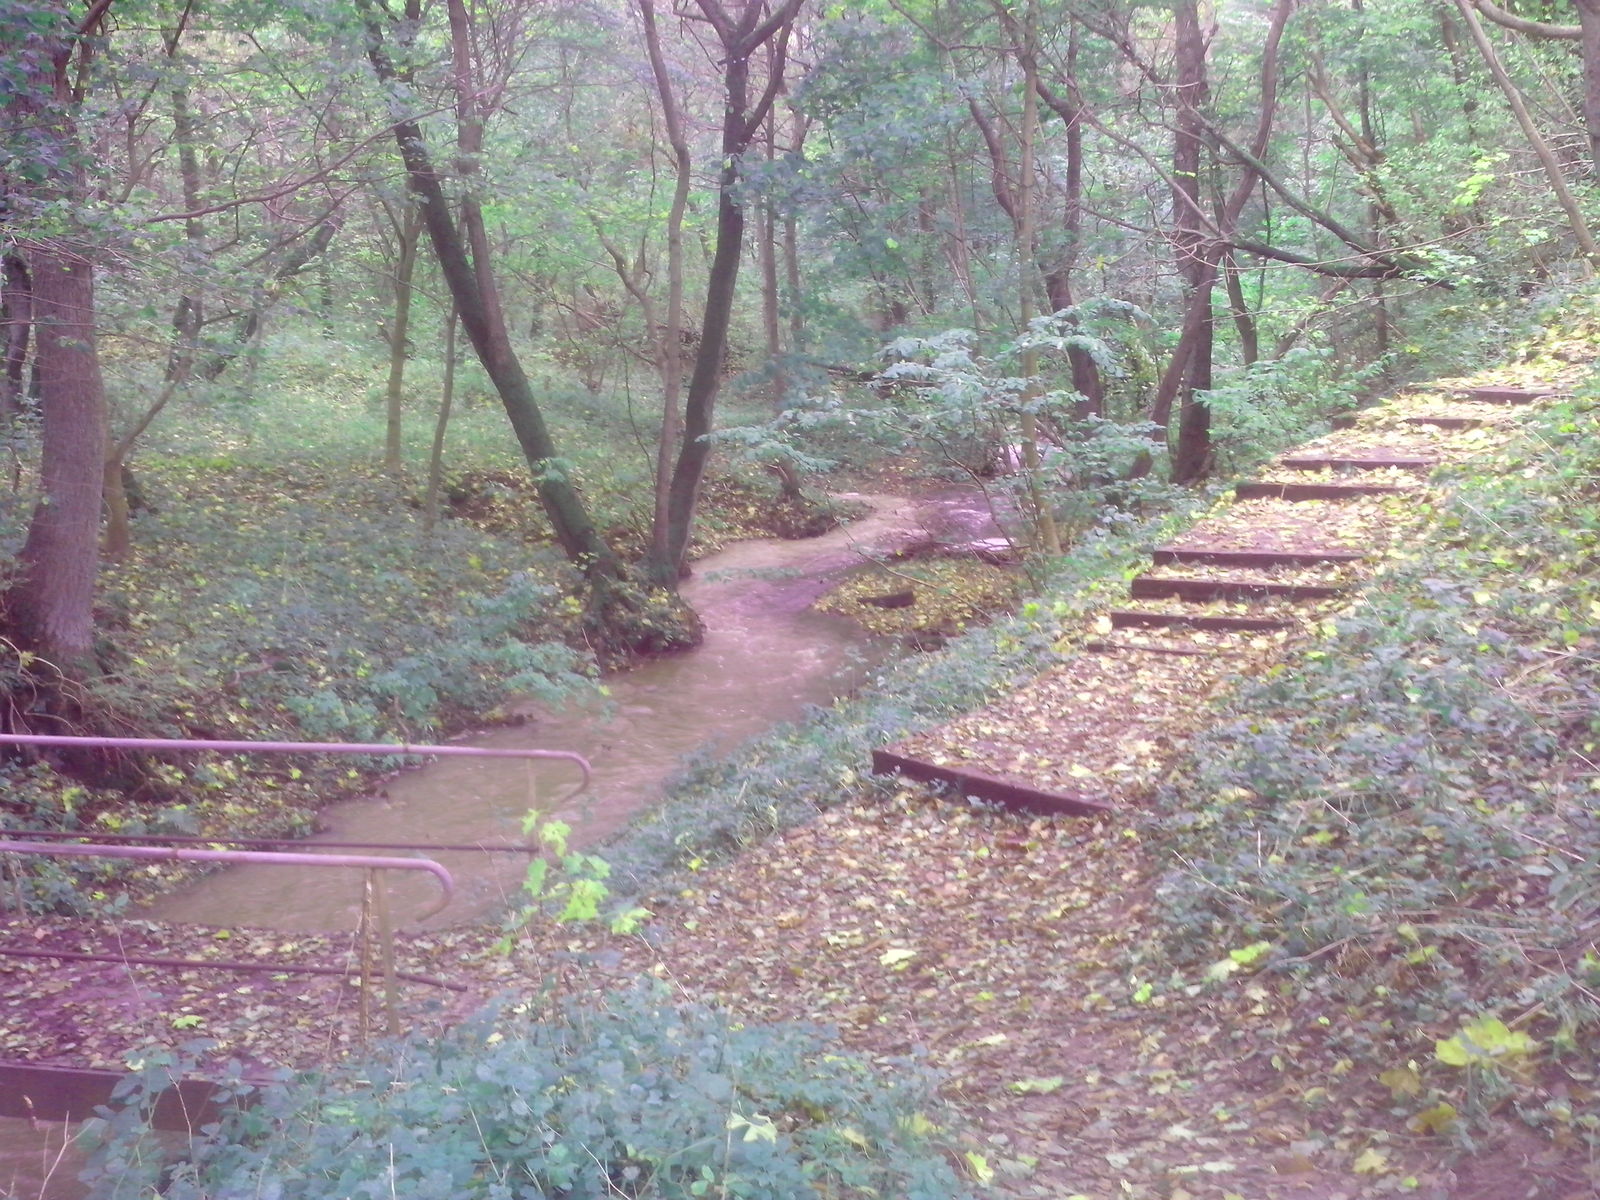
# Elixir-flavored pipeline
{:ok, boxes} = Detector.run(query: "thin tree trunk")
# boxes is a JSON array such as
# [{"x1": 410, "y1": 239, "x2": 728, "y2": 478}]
[
  {"x1": 1222, "y1": 252, "x2": 1259, "y2": 366},
  {"x1": 637, "y1": 0, "x2": 693, "y2": 580},
  {"x1": 0, "y1": 255, "x2": 31, "y2": 425},
  {"x1": 659, "y1": 0, "x2": 802, "y2": 579},
  {"x1": 1035, "y1": 27, "x2": 1104, "y2": 415},
  {"x1": 423, "y1": 304, "x2": 458, "y2": 537},
  {"x1": 364, "y1": 3, "x2": 625, "y2": 585},
  {"x1": 383, "y1": 202, "x2": 423, "y2": 473},
  {"x1": 783, "y1": 210, "x2": 804, "y2": 350},
  {"x1": 165, "y1": 78, "x2": 205, "y2": 382},
  {"x1": 759, "y1": 118, "x2": 785, "y2": 413},
  {"x1": 1165, "y1": 0, "x2": 1215, "y2": 484},
  {"x1": 1014, "y1": 1, "x2": 1061, "y2": 556},
  {"x1": 1167, "y1": 0, "x2": 1294, "y2": 482}
]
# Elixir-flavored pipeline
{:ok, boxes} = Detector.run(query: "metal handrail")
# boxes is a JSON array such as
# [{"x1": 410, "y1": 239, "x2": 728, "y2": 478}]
[
  {"x1": 0, "y1": 841, "x2": 455, "y2": 920},
  {"x1": 0, "y1": 829, "x2": 541, "y2": 854},
  {"x1": 0, "y1": 732, "x2": 589, "y2": 1061},
  {"x1": 0, "y1": 733, "x2": 591, "y2": 796}
]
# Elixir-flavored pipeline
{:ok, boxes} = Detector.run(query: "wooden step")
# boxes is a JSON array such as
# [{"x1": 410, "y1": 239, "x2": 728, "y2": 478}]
[
  {"x1": 1130, "y1": 575, "x2": 1345, "y2": 603},
  {"x1": 1402, "y1": 415, "x2": 1493, "y2": 430},
  {"x1": 870, "y1": 748, "x2": 1113, "y2": 817},
  {"x1": 1279, "y1": 453, "x2": 1436, "y2": 471},
  {"x1": 1456, "y1": 385, "x2": 1560, "y2": 404},
  {"x1": 1153, "y1": 545, "x2": 1363, "y2": 569},
  {"x1": 1086, "y1": 638, "x2": 1218, "y2": 657},
  {"x1": 1108, "y1": 609, "x2": 1294, "y2": 633},
  {"x1": 1234, "y1": 481, "x2": 1406, "y2": 501}
]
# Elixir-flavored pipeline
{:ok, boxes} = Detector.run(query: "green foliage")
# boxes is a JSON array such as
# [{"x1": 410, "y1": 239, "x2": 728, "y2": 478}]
[
  {"x1": 1201, "y1": 346, "x2": 1377, "y2": 476},
  {"x1": 875, "y1": 311, "x2": 1175, "y2": 539},
  {"x1": 82, "y1": 984, "x2": 972, "y2": 1200},
  {"x1": 500, "y1": 818, "x2": 651, "y2": 942}
]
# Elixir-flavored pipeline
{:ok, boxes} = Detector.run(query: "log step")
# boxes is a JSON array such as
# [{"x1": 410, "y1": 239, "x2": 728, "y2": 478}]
[
  {"x1": 1152, "y1": 545, "x2": 1364, "y2": 569},
  {"x1": 1403, "y1": 415, "x2": 1495, "y2": 430},
  {"x1": 870, "y1": 748, "x2": 1113, "y2": 817},
  {"x1": 1279, "y1": 454, "x2": 1436, "y2": 471},
  {"x1": 1456, "y1": 385, "x2": 1560, "y2": 404},
  {"x1": 1130, "y1": 575, "x2": 1345, "y2": 603},
  {"x1": 1108, "y1": 609, "x2": 1294, "y2": 633},
  {"x1": 1234, "y1": 481, "x2": 1407, "y2": 501}
]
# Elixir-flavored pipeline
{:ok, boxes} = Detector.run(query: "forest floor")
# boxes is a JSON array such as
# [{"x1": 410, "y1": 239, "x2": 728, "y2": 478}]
[{"x1": 4, "y1": 369, "x2": 1598, "y2": 1199}]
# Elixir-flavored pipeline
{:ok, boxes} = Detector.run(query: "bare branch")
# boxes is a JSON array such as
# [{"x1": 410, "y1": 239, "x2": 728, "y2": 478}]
[{"x1": 1473, "y1": 0, "x2": 1579, "y2": 39}]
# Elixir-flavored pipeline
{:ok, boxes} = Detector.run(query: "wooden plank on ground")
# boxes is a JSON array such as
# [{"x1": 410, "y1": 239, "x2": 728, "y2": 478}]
[
  {"x1": 1234, "y1": 481, "x2": 1406, "y2": 500},
  {"x1": 1108, "y1": 609, "x2": 1294, "y2": 633},
  {"x1": 870, "y1": 748, "x2": 1113, "y2": 817},
  {"x1": 1130, "y1": 575, "x2": 1345, "y2": 603},
  {"x1": 1279, "y1": 453, "x2": 1435, "y2": 471},
  {"x1": 1152, "y1": 546, "x2": 1364, "y2": 568},
  {"x1": 1456, "y1": 385, "x2": 1561, "y2": 404},
  {"x1": 1402, "y1": 415, "x2": 1492, "y2": 430}
]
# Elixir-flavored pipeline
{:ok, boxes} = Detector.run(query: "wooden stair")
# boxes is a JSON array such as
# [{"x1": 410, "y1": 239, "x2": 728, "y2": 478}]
[
  {"x1": 871, "y1": 374, "x2": 1556, "y2": 818},
  {"x1": 1107, "y1": 609, "x2": 1293, "y2": 633},
  {"x1": 1152, "y1": 546, "x2": 1363, "y2": 569},
  {"x1": 1279, "y1": 452, "x2": 1436, "y2": 471},
  {"x1": 1234, "y1": 481, "x2": 1407, "y2": 501},
  {"x1": 1129, "y1": 575, "x2": 1345, "y2": 603}
]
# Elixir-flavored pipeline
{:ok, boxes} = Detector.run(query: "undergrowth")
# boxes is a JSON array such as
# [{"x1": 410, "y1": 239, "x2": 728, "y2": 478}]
[{"x1": 82, "y1": 983, "x2": 972, "y2": 1200}]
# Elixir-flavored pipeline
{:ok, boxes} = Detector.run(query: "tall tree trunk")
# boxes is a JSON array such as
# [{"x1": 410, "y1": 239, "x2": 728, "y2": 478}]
[
  {"x1": 3, "y1": 6, "x2": 110, "y2": 678},
  {"x1": 366, "y1": 0, "x2": 615, "y2": 573},
  {"x1": 662, "y1": 98, "x2": 747, "y2": 576},
  {"x1": 1035, "y1": 27, "x2": 1104, "y2": 416},
  {"x1": 1014, "y1": 1, "x2": 1061, "y2": 556},
  {"x1": 1164, "y1": 0, "x2": 1294, "y2": 481},
  {"x1": 363, "y1": 0, "x2": 697, "y2": 656},
  {"x1": 783, "y1": 210, "x2": 804, "y2": 351},
  {"x1": 1166, "y1": 0, "x2": 1215, "y2": 484},
  {"x1": 637, "y1": 0, "x2": 692, "y2": 579},
  {"x1": 759, "y1": 125, "x2": 785, "y2": 413},
  {"x1": 11, "y1": 244, "x2": 108, "y2": 674},
  {"x1": 657, "y1": 0, "x2": 803, "y2": 580}
]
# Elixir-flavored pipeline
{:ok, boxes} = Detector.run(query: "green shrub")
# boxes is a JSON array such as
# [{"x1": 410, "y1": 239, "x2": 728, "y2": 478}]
[{"x1": 83, "y1": 984, "x2": 972, "y2": 1200}]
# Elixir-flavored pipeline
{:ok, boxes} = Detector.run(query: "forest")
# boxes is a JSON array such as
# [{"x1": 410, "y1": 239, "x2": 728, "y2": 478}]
[{"x1": 2, "y1": 0, "x2": 1599, "y2": 1196}]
